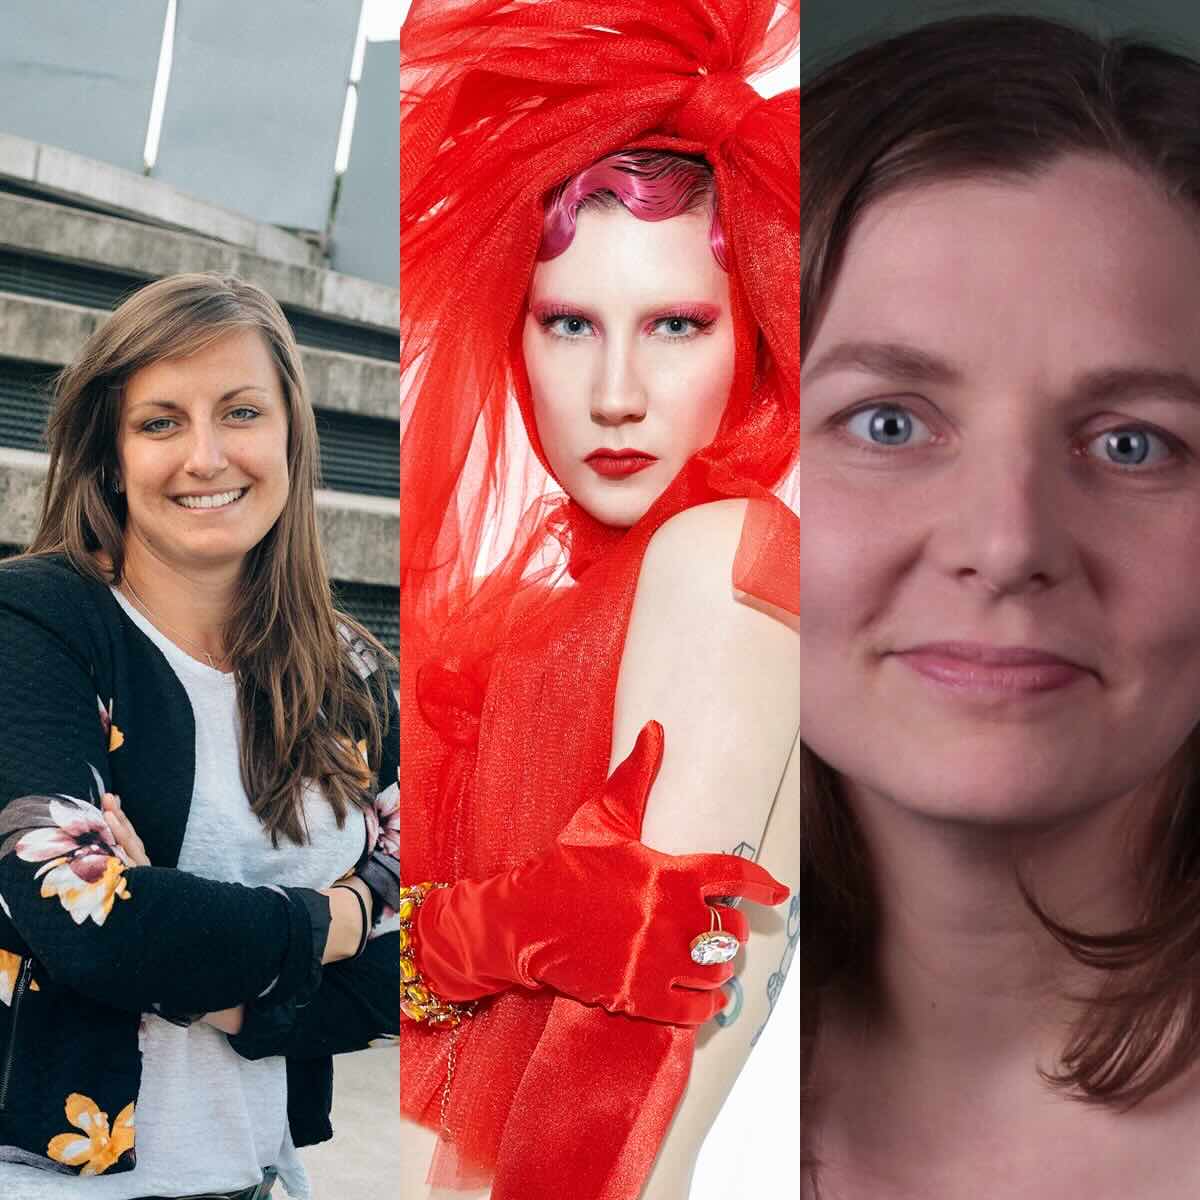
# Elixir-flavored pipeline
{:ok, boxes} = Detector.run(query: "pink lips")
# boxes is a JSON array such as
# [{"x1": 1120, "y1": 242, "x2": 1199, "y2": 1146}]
[
  {"x1": 585, "y1": 450, "x2": 658, "y2": 478},
  {"x1": 895, "y1": 641, "x2": 1091, "y2": 695}
]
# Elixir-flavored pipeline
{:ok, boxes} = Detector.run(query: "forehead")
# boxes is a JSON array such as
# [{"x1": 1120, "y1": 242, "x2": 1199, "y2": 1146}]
[
  {"x1": 529, "y1": 205, "x2": 725, "y2": 302},
  {"x1": 809, "y1": 154, "x2": 1200, "y2": 384},
  {"x1": 124, "y1": 327, "x2": 281, "y2": 404}
]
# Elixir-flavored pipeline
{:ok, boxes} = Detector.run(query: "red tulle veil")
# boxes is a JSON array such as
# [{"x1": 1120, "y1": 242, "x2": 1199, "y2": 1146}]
[{"x1": 400, "y1": 1, "x2": 799, "y2": 1195}]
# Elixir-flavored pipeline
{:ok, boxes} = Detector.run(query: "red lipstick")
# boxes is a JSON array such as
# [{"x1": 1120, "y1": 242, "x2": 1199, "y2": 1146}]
[{"x1": 585, "y1": 450, "x2": 658, "y2": 478}]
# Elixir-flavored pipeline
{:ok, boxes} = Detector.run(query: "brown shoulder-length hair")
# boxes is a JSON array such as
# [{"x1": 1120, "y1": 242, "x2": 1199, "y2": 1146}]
[
  {"x1": 802, "y1": 12, "x2": 1200, "y2": 1120},
  {"x1": 18, "y1": 272, "x2": 394, "y2": 845}
]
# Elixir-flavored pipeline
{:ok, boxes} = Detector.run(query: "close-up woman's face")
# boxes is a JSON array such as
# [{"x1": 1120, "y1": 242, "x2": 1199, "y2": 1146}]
[
  {"x1": 522, "y1": 203, "x2": 735, "y2": 527},
  {"x1": 116, "y1": 326, "x2": 291, "y2": 573},
  {"x1": 800, "y1": 153, "x2": 1200, "y2": 829}
]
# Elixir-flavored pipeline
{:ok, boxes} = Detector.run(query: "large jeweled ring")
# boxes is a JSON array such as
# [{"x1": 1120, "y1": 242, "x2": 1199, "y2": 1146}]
[{"x1": 689, "y1": 906, "x2": 740, "y2": 965}]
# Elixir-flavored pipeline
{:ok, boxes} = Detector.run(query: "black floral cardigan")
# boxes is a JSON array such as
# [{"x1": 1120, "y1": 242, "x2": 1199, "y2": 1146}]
[{"x1": 0, "y1": 553, "x2": 400, "y2": 1177}]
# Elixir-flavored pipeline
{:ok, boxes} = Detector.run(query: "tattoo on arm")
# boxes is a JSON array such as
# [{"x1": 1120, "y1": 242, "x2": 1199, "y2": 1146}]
[
  {"x1": 713, "y1": 842, "x2": 756, "y2": 1026},
  {"x1": 716, "y1": 976, "x2": 743, "y2": 1027},
  {"x1": 750, "y1": 892, "x2": 799, "y2": 1047}
]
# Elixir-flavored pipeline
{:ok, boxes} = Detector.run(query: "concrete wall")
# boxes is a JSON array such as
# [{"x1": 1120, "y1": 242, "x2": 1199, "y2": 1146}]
[
  {"x1": 0, "y1": 1, "x2": 166, "y2": 174},
  {"x1": 331, "y1": 40, "x2": 399, "y2": 288},
  {"x1": 154, "y1": 0, "x2": 360, "y2": 233}
]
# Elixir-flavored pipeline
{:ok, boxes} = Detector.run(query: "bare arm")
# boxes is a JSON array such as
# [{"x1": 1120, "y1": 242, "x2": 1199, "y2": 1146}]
[{"x1": 606, "y1": 498, "x2": 800, "y2": 1198}]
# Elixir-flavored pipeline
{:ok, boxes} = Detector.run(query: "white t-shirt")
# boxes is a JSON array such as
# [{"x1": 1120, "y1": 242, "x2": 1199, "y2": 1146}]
[{"x1": 0, "y1": 591, "x2": 366, "y2": 1199}]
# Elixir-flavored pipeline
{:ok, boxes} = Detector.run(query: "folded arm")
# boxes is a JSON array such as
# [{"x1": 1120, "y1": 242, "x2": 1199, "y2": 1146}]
[{"x1": 0, "y1": 571, "x2": 329, "y2": 1016}]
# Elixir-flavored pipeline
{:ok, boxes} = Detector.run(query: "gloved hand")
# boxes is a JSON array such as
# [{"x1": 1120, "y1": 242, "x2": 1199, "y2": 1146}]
[{"x1": 412, "y1": 720, "x2": 789, "y2": 1024}]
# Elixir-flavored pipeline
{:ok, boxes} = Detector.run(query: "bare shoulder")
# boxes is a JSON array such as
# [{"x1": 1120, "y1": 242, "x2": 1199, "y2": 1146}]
[
  {"x1": 638, "y1": 497, "x2": 750, "y2": 589},
  {"x1": 631, "y1": 497, "x2": 795, "y2": 652}
]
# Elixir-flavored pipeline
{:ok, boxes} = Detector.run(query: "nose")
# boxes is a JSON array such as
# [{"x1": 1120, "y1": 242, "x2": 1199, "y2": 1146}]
[
  {"x1": 590, "y1": 338, "x2": 648, "y2": 426},
  {"x1": 183, "y1": 423, "x2": 230, "y2": 478},
  {"x1": 933, "y1": 445, "x2": 1075, "y2": 597}
]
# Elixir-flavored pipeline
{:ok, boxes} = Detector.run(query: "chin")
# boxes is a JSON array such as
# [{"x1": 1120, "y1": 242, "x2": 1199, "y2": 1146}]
[
  {"x1": 851, "y1": 750, "x2": 1125, "y2": 831},
  {"x1": 566, "y1": 475, "x2": 665, "y2": 529}
]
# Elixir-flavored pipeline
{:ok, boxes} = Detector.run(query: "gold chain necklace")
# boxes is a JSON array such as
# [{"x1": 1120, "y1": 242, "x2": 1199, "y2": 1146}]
[{"x1": 120, "y1": 577, "x2": 229, "y2": 671}]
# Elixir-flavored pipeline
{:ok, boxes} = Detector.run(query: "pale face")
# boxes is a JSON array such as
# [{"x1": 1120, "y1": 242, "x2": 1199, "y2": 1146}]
[
  {"x1": 799, "y1": 154, "x2": 1200, "y2": 827},
  {"x1": 116, "y1": 327, "x2": 290, "y2": 575},
  {"x1": 522, "y1": 204, "x2": 735, "y2": 527}
]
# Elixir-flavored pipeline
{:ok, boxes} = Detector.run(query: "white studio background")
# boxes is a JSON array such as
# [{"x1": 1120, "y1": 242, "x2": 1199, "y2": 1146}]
[{"x1": 691, "y1": 967, "x2": 800, "y2": 1199}]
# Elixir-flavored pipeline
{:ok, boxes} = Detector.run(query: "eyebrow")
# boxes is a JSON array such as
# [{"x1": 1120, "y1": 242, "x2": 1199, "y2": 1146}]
[
  {"x1": 802, "y1": 339, "x2": 1200, "y2": 408},
  {"x1": 129, "y1": 386, "x2": 268, "y2": 415},
  {"x1": 529, "y1": 298, "x2": 722, "y2": 320}
]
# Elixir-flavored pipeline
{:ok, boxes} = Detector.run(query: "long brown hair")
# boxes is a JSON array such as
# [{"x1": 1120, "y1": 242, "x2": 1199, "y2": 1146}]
[
  {"x1": 18, "y1": 272, "x2": 394, "y2": 845},
  {"x1": 802, "y1": 11, "x2": 1200, "y2": 1122}
]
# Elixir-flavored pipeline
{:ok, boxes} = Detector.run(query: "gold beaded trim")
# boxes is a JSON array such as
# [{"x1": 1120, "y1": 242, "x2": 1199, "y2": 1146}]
[{"x1": 399, "y1": 881, "x2": 475, "y2": 1028}]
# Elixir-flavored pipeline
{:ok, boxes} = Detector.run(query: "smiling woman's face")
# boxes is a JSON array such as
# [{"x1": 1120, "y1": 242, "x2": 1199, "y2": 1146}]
[
  {"x1": 522, "y1": 203, "x2": 735, "y2": 527},
  {"x1": 116, "y1": 326, "x2": 290, "y2": 575},
  {"x1": 799, "y1": 153, "x2": 1200, "y2": 827}
]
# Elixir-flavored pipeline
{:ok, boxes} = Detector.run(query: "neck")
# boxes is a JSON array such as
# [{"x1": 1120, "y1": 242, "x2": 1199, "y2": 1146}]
[
  {"x1": 840, "y1": 780, "x2": 1150, "y2": 1075},
  {"x1": 114, "y1": 535, "x2": 240, "y2": 662}
]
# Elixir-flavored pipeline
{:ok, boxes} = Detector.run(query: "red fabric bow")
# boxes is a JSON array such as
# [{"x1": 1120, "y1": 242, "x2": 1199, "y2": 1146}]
[{"x1": 669, "y1": 72, "x2": 764, "y2": 143}]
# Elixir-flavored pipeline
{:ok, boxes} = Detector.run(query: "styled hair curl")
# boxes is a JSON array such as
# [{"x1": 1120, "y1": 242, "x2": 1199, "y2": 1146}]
[{"x1": 540, "y1": 149, "x2": 727, "y2": 269}]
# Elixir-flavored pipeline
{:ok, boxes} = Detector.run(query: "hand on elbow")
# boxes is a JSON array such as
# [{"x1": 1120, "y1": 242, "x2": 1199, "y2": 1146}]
[{"x1": 413, "y1": 721, "x2": 789, "y2": 1025}]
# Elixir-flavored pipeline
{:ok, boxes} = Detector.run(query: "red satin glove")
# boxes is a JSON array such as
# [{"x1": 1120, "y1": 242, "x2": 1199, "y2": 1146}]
[{"x1": 414, "y1": 721, "x2": 789, "y2": 1025}]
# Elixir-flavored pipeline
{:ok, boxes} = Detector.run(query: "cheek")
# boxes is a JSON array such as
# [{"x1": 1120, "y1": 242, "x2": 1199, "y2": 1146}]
[
  {"x1": 120, "y1": 444, "x2": 169, "y2": 490},
  {"x1": 248, "y1": 423, "x2": 291, "y2": 482},
  {"x1": 653, "y1": 336, "x2": 735, "y2": 445},
  {"x1": 1112, "y1": 531, "x2": 1200, "y2": 681},
  {"x1": 798, "y1": 466, "x2": 907, "y2": 637}
]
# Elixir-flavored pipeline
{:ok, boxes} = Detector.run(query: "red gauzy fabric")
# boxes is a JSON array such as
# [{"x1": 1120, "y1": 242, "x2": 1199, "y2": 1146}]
[{"x1": 400, "y1": 0, "x2": 799, "y2": 1195}]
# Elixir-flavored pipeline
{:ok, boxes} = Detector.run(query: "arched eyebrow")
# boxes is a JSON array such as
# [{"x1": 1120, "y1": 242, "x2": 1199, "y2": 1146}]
[{"x1": 802, "y1": 339, "x2": 1200, "y2": 407}]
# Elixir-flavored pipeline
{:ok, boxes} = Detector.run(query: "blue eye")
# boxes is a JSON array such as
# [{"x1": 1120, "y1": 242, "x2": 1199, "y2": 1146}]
[
  {"x1": 142, "y1": 418, "x2": 176, "y2": 434},
  {"x1": 1085, "y1": 427, "x2": 1174, "y2": 470},
  {"x1": 657, "y1": 317, "x2": 694, "y2": 337},
  {"x1": 541, "y1": 314, "x2": 594, "y2": 339},
  {"x1": 229, "y1": 407, "x2": 260, "y2": 421},
  {"x1": 842, "y1": 404, "x2": 933, "y2": 448}
]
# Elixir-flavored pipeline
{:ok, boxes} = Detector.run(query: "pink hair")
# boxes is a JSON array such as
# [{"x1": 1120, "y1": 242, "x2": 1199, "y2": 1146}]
[{"x1": 538, "y1": 150, "x2": 727, "y2": 269}]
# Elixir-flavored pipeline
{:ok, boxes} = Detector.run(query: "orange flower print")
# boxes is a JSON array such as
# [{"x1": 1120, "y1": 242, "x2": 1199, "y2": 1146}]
[
  {"x1": 47, "y1": 1093, "x2": 135, "y2": 1175},
  {"x1": 97, "y1": 696, "x2": 124, "y2": 753},
  {"x1": 0, "y1": 950, "x2": 38, "y2": 1005},
  {"x1": 16, "y1": 798, "x2": 132, "y2": 926},
  {"x1": 0, "y1": 949, "x2": 18, "y2": 1006}
]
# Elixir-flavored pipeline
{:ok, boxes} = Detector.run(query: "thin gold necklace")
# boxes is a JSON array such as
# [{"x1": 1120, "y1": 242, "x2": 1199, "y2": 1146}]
[{"x1": 120, "y1": 577, "x2": 229, "y2": 672}]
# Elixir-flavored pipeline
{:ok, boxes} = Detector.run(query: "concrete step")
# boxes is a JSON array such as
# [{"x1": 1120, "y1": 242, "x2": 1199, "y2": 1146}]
[
  {"x1": 0, "y1": 189, "x2": 397, "y2": 333},
  {"x1": 0, "y1": 133, "x2": 321, "y2": 269}
]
